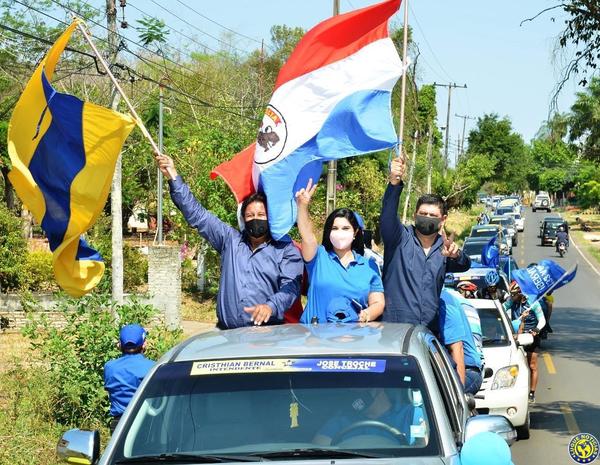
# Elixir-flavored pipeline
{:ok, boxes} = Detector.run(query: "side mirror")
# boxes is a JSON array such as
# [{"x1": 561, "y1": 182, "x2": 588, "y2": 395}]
[
  {"x1": 464, "y1": 414, "x2": 517, "y2": 446},
  {"x1": 461, "y1": 431, "x2": 514, "y2": 465},
  {"x1": 57, "y1": 429, "x2": 100, "y2": 465},
  {"x1": 516, "y1": 333, "x2": 534, "y2": 347}
]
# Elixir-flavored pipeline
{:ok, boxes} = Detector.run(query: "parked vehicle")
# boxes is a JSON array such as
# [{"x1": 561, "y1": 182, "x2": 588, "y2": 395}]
[
  {"x1": 471, "y1": 299, "x2": 533, "y2": 440},
  {"x1": 469, "y1": 225, "x2": 511, "y2": 255},
  {"x1": 532, "y1": 194, "x2": 552, "y2": 213},
  {"x1": 506, "y1": 212, "x2": 524, "y2": 232},
  {"x1": 57, "y1": 324, "x2": 516, "y2": 465},
  {"x1": 488, "y1": 216, "x2": 518, "y2": 247}
]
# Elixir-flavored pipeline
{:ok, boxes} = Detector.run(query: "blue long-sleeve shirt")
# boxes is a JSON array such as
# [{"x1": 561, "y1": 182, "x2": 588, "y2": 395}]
[
  {"x1": 168, "y1": 176, "x2": 303, "y2": 329},
  {"x1": 104, "y1": 353, "x2": 154, "y2": 417},
  {"x1": 380, "y1": 183, "x2": 471, "y2": 329}
]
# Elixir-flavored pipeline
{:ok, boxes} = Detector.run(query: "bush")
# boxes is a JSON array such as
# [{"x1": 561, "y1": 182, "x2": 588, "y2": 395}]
[
  {"x1": 0, "y1": 203, "x2": 27, "y2": 291},
  {"x1": 21, "y1": 251, "x2": 56, "y2": 292},
  {"x1": 22, "y1": 293, "x2": 183, "y2": 426}
]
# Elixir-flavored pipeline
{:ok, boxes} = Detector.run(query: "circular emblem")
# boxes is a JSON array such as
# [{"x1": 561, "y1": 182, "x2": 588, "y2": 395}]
[
  {"x1": 254, "y1": 104, "x2": 287, "y2": 165},
  {"x1": 569, "y1": 433, "x2": 599, "y2": 463}
]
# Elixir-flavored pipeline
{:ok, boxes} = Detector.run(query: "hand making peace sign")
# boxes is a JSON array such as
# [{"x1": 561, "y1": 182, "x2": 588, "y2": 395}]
[{"x1": 441, "y1": 229, "x2": 461, "y2": 259}]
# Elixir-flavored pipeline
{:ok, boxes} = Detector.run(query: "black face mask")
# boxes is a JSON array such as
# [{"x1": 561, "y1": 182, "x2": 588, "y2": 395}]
[
  {"x1": 414, "y1": 215, "x2": 442, "y2": 236},
  {"x1": 245, "y1": 218, "x2": 269, "y2": 238}
]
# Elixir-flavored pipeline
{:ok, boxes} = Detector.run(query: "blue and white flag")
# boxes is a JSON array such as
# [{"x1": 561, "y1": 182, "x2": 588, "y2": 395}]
[
  {"x1": 512, "y1": 260, "x2": 577, "y2": 299},
  {"x1": 481, "y1": 236, "x2": 500, "y2": 268}
]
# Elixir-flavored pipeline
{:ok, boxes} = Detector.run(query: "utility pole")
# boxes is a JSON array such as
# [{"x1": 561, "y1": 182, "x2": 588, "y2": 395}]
[
  {"x1": 434, "y1": 82, "x2": 466, "y2": 171},
  {"x1": 107, "y1": 0, "x2": 124, "y2": 304},
  {"x1": 455, "y1": 113, "x2": 475, "y2": 159},
  {"x1": 425, "y1": 123, "x2": 433, "y2": 193},
  {"x1": 326, "y1": 0, "x2": 340, "y2": 216},
  {"x1": 157, "y1": 83, "x2": 164, "y2": 245}
]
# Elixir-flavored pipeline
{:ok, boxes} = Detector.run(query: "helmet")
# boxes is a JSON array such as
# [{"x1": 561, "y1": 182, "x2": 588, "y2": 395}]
[
  {"x1": 558, "y1": 225, "x2": 565, "y2": 231},
  {"x1": 457, "y1": 281, "x2": 478, "y2": 292},
  {"x1": 485, "y1": 270, "x2": 500, "y2": 286},
  {"x1": 509, "y1": 280, "x2": 521, "y2": 295}
]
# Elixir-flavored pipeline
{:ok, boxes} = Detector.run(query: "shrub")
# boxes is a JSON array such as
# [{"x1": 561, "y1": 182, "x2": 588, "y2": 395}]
[
  {"x1": 21, "y1": 251, "x2": 56, "y2": 292},
  {"x1": 0, "y1": 203, "x2": 27, "y2": 291},
  {"x1": 22, "y1": 293, "x2": 183, "y2": 426}
]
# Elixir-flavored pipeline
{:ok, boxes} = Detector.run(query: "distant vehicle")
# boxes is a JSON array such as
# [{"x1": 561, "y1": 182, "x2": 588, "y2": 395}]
[
  {"x1": 469, "y1": 225, "x2": 511, "y2": 254},
  {"x1": 472, "y1": 299, "x2": 533, "y2": 440},
  {"x1": 506, "y1": 212, "x2": 524, "y2": 232},
  {"x1": 488, "y1": 216, "x2": 518, "y2": 247},
  {"x1": 57, "y1": 324, "x2": 517, "y2": 465},
  {"x1": 463, "y1": 237, "x2": 491, "y2": 263},
  {"x1": 532, "y1": 194, "x2": 551, "y2": 212},
  {"x1": 540, "y1": 217, "x2": 567, "y2": 246},
  {"x1": 495, "y1": 206, "x2": 515, "y2": 217}
]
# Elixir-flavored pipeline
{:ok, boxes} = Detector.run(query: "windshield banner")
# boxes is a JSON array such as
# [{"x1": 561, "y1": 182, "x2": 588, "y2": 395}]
[{"x1": 191, "y1": 358, "x2": 386, "y2": 376}]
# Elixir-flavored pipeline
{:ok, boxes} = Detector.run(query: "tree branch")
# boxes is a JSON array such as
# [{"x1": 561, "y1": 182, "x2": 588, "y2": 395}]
[{"x1": 520, "y1": 4, "x2": 565, "y2": 27}]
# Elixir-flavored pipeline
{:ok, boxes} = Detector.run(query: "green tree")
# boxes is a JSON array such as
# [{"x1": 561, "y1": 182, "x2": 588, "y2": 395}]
[
  {"x1": 569, "y1": 77, "x2": 600, "y2": 161},
  {"x1": 0, "y1": 202, "x2": 27, "y2": 291}
]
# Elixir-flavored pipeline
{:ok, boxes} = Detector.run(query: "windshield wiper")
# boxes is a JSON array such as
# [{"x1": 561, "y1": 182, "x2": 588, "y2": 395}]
[
  {"x1": 252, "y1": 447, "x2": 384, "y2": 459},
  {"x1": 115, "y1": 453, "x2": 263, "y2": 463}
]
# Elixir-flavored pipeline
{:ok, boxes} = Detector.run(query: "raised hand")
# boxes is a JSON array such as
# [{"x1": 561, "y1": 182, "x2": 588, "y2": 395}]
[
  {"x1": 389, "y1": 156, "x2": 406, "y2": 185},
  {"x1": 441, "y1": 230, "x2": 460, "y2": 259},
  {"x1": 295, "y1": 178, "x2": 318, "y2": 206},
  {"x1": 156, "y1": 154, "x2": 178, "y2": 180}
]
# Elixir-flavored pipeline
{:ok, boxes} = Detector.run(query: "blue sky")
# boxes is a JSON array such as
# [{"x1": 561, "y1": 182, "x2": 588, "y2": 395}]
[{"x1": 89, "y1": 0, "x2": 581, "y2": 152}]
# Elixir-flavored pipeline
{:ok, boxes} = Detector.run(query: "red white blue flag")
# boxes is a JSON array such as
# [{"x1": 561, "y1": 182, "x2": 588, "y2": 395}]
[{"x1": 212, "y1": 0, "x2": 403, "y2": 239}]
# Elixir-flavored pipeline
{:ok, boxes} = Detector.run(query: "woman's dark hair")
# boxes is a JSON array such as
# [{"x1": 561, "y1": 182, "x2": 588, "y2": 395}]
[
  {"x1": 240, "y1": 192, "x2": 267, "y2": 217},
  {"x1": 321, "y1": 208, "x2": 364, "y2": 255}
]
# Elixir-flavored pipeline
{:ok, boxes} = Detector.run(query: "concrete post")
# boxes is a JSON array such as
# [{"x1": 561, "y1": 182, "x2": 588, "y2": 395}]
[{"x1": 148, "y1": 245, "x2": 181, "y2": 330}]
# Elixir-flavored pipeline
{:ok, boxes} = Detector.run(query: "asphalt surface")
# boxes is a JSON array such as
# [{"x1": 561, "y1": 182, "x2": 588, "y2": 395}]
[{"x1": 509, "y1": 209, "x2": 600, "y2": 465}]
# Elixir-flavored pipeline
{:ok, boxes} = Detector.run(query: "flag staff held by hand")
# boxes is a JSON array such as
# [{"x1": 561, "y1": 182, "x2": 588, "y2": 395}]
[
  {"x1": 395, "y1": 0, "x2": 409, "y2": 178},
  {"x1": 72, "y1": 16, "x2": 177, "y2": 180}
]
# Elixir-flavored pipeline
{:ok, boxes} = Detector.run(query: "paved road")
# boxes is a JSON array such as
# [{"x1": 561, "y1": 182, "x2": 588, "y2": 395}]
[{"x1": 510, "y1": 209, "x2": 600, "y2": 465}]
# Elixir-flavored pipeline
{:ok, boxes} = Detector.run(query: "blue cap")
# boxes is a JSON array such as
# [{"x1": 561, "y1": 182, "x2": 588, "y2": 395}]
[
  {"x1": 354, "y1": 212, "x2": 365, "y2": 230},
  {"x1": 119, "y1": 324, "x2": 146, "y2": 348},
  {"x1": 460, "y1": 432, "x2": 514, "y2": 465}
]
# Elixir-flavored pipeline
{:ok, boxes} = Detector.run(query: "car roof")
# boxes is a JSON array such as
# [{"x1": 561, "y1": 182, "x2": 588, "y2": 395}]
[
  {"x1": 464, "y1": 237, "x2": 490, "y2": 244},
  {"x1": 543, "y1": 216, "x2": 563, "y2": 222},
  {"x1": 450, "y1": 267, "x2": 503, "y2": 278},
  {"x1": 472, "y1": 224, "x2": 500, "y2": 230},
  {"x1": 165, "y1": 323, "x2": 428, "y2": 363}
]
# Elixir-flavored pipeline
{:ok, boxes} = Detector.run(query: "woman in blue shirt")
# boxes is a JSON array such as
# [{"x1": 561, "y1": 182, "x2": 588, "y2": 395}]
[{"x1": 295, "y1": 179, "x2": 385, "y2": 324}]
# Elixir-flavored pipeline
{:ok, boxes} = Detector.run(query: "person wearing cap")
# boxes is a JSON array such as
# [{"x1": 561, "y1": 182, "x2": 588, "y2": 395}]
[
  {"x1": 380, "y1": 156, "x2": 471, "y2": 330},
  {"x1": 295, "y1": 179, "x2": 385, "y2": 324},
  {"x1": 104, "y1": 324, "x2": 155, "y2": 433},
  {"x1": 156, "y1": 154, "x2": 303, "y2": 329}
]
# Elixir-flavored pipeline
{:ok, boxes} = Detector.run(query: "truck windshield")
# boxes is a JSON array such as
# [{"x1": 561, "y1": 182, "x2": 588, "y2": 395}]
[{"x1": 109, "y1": 356, "x2": 439, "y2": 462}]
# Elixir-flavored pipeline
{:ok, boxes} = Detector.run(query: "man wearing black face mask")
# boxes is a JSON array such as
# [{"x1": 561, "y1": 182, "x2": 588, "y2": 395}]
[
  {"x1": 156, "y1": 155, "x2": 303, "y2": 329},
  {"x1": 379, "y1": 156, "x2": 471, "y2": 329}
]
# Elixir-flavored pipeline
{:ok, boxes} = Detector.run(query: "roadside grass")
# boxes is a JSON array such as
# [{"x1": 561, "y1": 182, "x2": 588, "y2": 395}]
[
  {"x1": 181, "y1": 293, "x2": 217, "y2": 323},
  {"x1": 445, "y1": 206, "x2": 484, "y2": 245},
  {"x1": 561, "y1": 209, "x2": 600, "y2": 267}
]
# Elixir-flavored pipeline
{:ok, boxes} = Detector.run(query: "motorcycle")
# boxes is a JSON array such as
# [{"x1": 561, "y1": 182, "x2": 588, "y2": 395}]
[{"x1": 557, "y1": 241, "x2": 567, "y2": 258}]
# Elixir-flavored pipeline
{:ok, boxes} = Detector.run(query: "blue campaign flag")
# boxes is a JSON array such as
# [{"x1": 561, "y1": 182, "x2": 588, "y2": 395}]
[
  {"x1": 512, "y1": 260, "x2": 577, "y2": 299},
  {"x1": 481, "y1": 236, "x2": 500, "y2": 268}
]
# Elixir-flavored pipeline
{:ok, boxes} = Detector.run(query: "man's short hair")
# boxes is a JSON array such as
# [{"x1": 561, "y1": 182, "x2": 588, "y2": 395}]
[
  {"x1": 415, "y1": 194, "x2": 447, "y2": 216},
  {"x1": 240, "y1": 192, "x2": 267, "y2": 217}
]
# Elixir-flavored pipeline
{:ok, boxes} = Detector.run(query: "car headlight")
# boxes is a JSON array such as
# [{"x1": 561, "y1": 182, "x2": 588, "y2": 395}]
[{"x1": 491, "y1": 365, "x2": 519, "y2": 390}]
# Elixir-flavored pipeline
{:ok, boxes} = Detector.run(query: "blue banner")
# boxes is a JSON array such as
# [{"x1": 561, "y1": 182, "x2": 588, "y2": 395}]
[
  {"x1": 481, "y1": 235, "x2": 500, "y2": 268},
  {"x1": 512, "y1": 260, "x2": 577, "y2": 298}
]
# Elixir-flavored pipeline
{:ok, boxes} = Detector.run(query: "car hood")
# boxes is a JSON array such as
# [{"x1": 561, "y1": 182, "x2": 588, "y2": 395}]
[
  {"x1": 246, "y1": 458, "x2": 454, "y2": 465},
  {"x1": 482, "y1": 344, "x2": 516, "y2": 370}
]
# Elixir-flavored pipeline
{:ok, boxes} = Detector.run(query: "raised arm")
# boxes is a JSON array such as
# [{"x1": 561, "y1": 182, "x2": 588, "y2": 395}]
[
  {"x1": 157, "y1": 154, "x2": 234, "y2": 253},
  {"x1": 295, "y1": 178, "x2": 319, "y2": 262},
  {"x1": 380, "y1": 157, "x2": 407, "y2": 248}
]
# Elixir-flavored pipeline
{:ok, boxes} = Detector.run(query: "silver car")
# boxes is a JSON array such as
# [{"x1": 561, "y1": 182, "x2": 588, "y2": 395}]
[{"x1": 58, "y1": 324, "x2": 515, "y2": 464}]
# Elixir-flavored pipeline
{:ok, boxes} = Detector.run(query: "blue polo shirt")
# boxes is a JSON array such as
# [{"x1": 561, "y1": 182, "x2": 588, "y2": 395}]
[
  {"x1": 300, "y1": 245, "x2": 384, "y2": 324},
  {"x1": 380, "y1": 183, "x2": 471, "y2": 329},
  {"x1": 439, "y1": 289, "x2": 482, "y2": 370},
  {"x1": 104, "y1": 353, "x2": 155, "y2": 417}
]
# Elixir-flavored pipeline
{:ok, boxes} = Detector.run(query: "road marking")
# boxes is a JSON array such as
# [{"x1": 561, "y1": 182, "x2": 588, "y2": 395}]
[
  {"x1": 542, "y1": 352, "x2": 556, "y2": 374},
  {"x1": 571, "y1": 234, "x2": 600, "y2": 278},
  {"x1": 560, "y1": 402, "x2": 580, "y2": 435}
]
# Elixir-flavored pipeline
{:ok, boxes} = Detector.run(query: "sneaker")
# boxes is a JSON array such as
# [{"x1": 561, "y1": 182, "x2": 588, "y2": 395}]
[{"x1": 529, "y1": 392, "x2": 536, "y2": 404}]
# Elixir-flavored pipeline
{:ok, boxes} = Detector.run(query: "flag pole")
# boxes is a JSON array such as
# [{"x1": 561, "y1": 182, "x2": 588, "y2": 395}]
[
  {"x1": 73, "y1": 17, "x2": 176, "y2": 179},
  {"x1": 397, "y1": 0, "x2": 409, "y2": 159}
]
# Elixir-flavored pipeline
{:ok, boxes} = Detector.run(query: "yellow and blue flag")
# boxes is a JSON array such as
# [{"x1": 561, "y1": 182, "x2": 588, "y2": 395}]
[{"x1": 7, "y1": 21, "x2": 135, "y2": 297}]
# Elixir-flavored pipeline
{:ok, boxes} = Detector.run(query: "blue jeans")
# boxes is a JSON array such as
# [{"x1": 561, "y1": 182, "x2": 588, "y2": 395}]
[{"x1": 464, "y1": 367, "x2": 483, "y2": 395}]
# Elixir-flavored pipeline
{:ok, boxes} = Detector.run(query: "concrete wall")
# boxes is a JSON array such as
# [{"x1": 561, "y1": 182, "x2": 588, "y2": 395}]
[{"x1": 148, "y1": 245, "x2": 182, "y2": 330}]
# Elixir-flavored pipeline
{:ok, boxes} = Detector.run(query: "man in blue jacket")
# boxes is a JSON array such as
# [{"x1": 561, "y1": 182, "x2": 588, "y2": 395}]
[
  {"x1": 380, "y1": 157, "x2": 471, "y2": 329},
  {"x1": 157, "y1": 154, "x2": 303, "y2": 329},
  {"x1": 104, "y1": 324, "x2": 155, "y2": 433}
]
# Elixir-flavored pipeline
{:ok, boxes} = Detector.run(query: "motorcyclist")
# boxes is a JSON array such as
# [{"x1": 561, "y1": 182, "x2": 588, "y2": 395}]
[{"x1": 555, "y1": 224, "x2": 569, "y2": 253}]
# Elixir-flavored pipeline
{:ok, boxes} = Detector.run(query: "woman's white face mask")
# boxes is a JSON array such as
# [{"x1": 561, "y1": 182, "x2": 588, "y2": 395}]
[{"x1": 330, "y1": 218, "x2": 355, "y2": 250}]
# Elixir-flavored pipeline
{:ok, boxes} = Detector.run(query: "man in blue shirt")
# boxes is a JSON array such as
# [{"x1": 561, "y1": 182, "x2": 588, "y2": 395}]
[
  {"x1": 157, "y1": 155, "x2": 303, "y2": 329},
  {"x1": 104, "y1": 324, "x2": 155, "y2": 433},
  {"x1": 439, "y1": 289, "x2": 483, "y2": 395},
  {"x1": 380, "y1": 157, "x2": 471, "y2": 329}
]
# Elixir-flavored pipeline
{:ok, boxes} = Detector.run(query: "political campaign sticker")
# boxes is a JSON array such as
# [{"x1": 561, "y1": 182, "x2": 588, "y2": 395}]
[
  {"x1": 190, "y1": 358, "x2": 386, "y2": 375},
  {"x1": 568, "y1": 433, "x2": 599, "y2": 464}
]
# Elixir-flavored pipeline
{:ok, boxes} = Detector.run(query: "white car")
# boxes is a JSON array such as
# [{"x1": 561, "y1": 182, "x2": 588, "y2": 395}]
[
  {"x1": 532, "y1": 194, "x2": 552, "y2": 212},
  {"x1": 507, "y1": 212, "x2": 525, "y2": 232},
  {"x1": 471, "y1": 299, "x2": 533, "y2": 440}
]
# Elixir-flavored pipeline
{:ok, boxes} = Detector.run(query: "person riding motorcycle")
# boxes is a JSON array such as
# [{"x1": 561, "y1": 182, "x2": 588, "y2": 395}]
[
  {"x1": 555, "y1": 225, "x2": 569, "y2": 254},
  {"x1": 456, "y1": 281, "x2": 478, "y2": 299}
]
